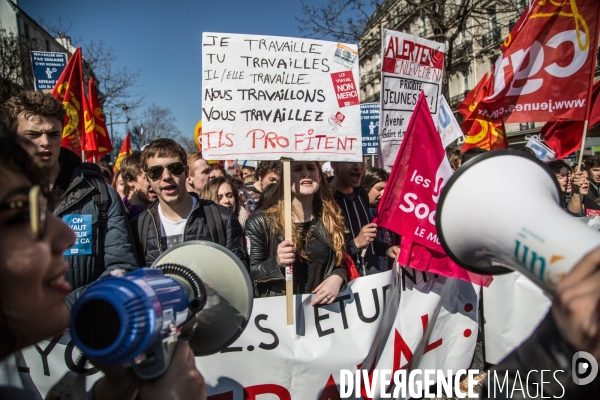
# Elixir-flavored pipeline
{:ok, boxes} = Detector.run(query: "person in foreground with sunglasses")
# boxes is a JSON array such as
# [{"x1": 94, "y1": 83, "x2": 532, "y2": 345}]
[
  {"x1": 2, "y1": 92, "x2": 138, "y2": 308},
  {"x1": 0, "y1": 124, "x2": 207, "y2": 400},
  {"x1": 130, "y1": 138, "x2": 248, "y2": 268}
]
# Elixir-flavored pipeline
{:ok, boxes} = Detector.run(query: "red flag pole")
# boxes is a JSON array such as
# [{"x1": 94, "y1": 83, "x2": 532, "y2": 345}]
[{"x1": 577, "y1": 2, "x2": 600, "y2": 168}]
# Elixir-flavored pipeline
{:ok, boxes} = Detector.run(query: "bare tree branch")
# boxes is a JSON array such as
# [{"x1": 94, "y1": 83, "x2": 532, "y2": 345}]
[{"x1": 298, "y1": 0, "x2": 524, "y2": 97}]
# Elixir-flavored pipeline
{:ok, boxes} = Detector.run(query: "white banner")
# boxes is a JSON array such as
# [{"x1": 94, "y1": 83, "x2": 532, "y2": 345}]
[
  {"x1": 201, "y1": 33, "x2": 362, "y2": 162},
  {"x1": 22, "y1": 266, "x2": 479, "y2": 399},
  {"x1": 437, "y1": 96, "x2": 464, "y2": 148},
  {"x1": 483, "y1": 271, "x2": 551, "y2": 364},
  {"x1": 525, "y1": 137, "x2": 556, "y2": 162},
  {"x1": 379, "y1": 29, "x2": 446, "y2": 167}
]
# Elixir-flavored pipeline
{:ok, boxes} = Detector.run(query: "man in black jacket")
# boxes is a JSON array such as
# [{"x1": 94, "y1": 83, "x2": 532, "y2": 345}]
[
  {"x1": 2, "y1": 91, "x2": 138, "y2": 307},
  {"x1": 330, "y1": 161, "x2": 398, "y2": 275},
  {"x1": 131, "y1": 139, "x2": 247, "y2": 268}
]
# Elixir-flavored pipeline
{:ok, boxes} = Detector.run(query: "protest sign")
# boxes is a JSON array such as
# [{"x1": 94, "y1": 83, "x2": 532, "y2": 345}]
[
  {"x1": 379, "y1": 29, "x2": 445, "y2": 167},
  {"x1": 361, "y1": 103, "x2": 380, "y2": 155},
  {"x1": 23, "y1": 265, "x2": 479, "y2": 399},
  {"x1": 201, "y1": 33, "x2": 362, "y2": 162},
  {"x1": 437, "y1": 96, "x2": 464, "y2": 148},
  {"x1": 525, "y1": 136, "x2": 555, "y2": 162},
  {"x1": 30, "y1": 51, "x2": 68, "y2": 91}
]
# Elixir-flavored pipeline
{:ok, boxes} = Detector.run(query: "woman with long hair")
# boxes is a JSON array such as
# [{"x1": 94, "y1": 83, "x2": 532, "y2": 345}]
[
  {"x1": 201, "y1": 176, "x2": 249, "y2": 229},
  {"x1": 360, "y1": 166, "x2": 389, "y2": 216},
  {"x1": 360, "y1": 166, "x2": 396, "y2": 272},
  {"x1": 245, "y1": 161, "x2": 349, "y2": 305}
]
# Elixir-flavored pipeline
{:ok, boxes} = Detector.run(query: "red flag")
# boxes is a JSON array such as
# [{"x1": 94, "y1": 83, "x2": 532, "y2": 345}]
[
  {"x1": 376, "y1": 92, "x2": 492, "y2": 286},
  {"x1": 480, "y1": 0, "x2": 600, "y2": 123},
  {"x1": 51, "y1": 48, "x2": 84, "y2": 154},
  {"x1": 88, "y1": 78, "x2": 113, "y2": 158},
  {"x1": 113, "y1": 131, "x2": 132, "y2": 173},
  {"x1": 458, "y1": 73, "x2": 508, "y2": 152},
  {"x1": 462, "y1": 117, "x2": 508, "y2": 152},
  {"x1": 457, "y1": 72, "x2": 490, "y2": 122},
  {"x1": 541, "y1": 80, "x2": 600, "y2": 159},
  {"x1": 82, "y1": 83, "x2": 98, "y2": 161}
]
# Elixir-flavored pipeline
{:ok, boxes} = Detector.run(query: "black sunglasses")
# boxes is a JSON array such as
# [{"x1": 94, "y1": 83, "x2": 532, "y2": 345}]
[{"x1": 146, "y1": 162, "x2": 186, "y2": 180}]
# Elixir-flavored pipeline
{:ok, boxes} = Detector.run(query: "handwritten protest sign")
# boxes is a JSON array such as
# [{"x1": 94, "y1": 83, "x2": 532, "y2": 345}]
[
  {"x1": 379, "y1": 29, "x2": 445, "y2": 167},
  {"x1": 202, "y1": 33, "x2": 362, "y2": 161},
  {"x1": 22, "y1": 265, "x2": 479, "y2": 399}
]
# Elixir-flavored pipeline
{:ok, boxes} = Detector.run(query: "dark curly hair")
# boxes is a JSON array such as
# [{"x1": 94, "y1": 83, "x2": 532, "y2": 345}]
[
  {"x1": 1, "y1": 91, "x2": 65, "y2": 131},
  {"x1": 256, "y1": 160, "x2": 282, "y2": 180}
]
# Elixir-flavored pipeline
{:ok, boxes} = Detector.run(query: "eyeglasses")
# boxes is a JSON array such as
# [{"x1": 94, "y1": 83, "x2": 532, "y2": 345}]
[
  {"x1": 0, "y1": 185, "x2": 47, "y2": 240},
  {"x1": 146, "y1": 162, "x2": 186, "y2": 180}
]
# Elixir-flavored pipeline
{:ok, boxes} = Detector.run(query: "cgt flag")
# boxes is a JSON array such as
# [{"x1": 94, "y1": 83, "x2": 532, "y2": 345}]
[
  {"x1": 113, "y1": 131, "x2": 132, "y2": 173},
  {"x1": 461, "y1": 117, "x2": 508, "y2": 152},
  {"x1": 459, "y1": 73, "x2": 508, "y2": 151},
  {"x1": 88, "y1": 78, "x2": 112, "y2": 159},
  {"x1": 480, "y1": 0, "x2": 600, "y2": 123},
  {"x1": 376, "y1": 92, "x2": 491, "y2": 286},
  {"x1": 541, "y1": 80, "x2": 600, "y2": 159},
  {"x1": 51, "y1": 48, "x2": 84, "y2": 154}
]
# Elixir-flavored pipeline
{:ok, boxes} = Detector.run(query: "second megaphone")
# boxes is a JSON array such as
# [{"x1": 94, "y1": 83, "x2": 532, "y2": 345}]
[
  {"x1": 437, "y1": 150, "x2": 600, "y2": 294},
  {"x1": 70, "y1": 241, "x2": 253, "y2": 379}
]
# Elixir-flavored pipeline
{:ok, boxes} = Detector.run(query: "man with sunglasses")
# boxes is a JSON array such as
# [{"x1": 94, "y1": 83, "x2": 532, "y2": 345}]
[
  {"x1": 131, "y1": 139, "x2": 248, "y2": 268},
  {"x1": 2, "y1": 91, "x2": 138, "y2": 307}
]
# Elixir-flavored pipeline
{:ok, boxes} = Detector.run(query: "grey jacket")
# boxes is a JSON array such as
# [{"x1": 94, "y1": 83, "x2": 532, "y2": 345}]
[{"x1": 52, "y1": 149, "x2": 138, "y2": 307}]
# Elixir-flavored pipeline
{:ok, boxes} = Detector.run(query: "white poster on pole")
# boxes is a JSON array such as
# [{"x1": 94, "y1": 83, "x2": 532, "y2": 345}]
[
  {"x1": 525, "y1": 136, "x2": 556, "y2": 162},
  {"x1": 202, "y1": 33, "x2": 362, "y2": 162},
  {"x1": 438, "y1": 96, "x2": 464, "y2": 148},
  {"x1": 379, "y1": 29, "x2": 446, "y2": 167},
  {"x1": 22, "y1": 266, "x2": 480, "y2": 399}
]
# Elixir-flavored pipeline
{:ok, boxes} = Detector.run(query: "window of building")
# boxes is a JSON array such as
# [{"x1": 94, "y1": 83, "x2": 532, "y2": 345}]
[
  {"x1": 45, "y1": 39, "x2": 51, "y2": 51},
  {"x1": 23, "y1": 23, "x2": 30, "y2": 38},
  {"x1": 519, "y1": 122, "x2": 536, "y2": 131}
]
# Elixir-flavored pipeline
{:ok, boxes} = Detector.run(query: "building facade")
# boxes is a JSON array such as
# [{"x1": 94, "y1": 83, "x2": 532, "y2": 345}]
[
  {"x1": 357, "y1": 0, "x2": 599, "y2": 148},
  {"x1": 0, "y1": 0, "x2": 78, "y2": 101}
]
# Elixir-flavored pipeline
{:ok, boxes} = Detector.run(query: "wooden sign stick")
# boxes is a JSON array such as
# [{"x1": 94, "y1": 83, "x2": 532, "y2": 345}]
[{"x1": 282, "y1": 157, "x2": 294, "y2": 325}]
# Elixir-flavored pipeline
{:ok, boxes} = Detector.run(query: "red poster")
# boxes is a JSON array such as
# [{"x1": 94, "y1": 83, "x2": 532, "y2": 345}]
[
  {"x1": 376, "y1": 92, "x2": 491, "y2": 286},
  {"x1": 330, "y1": 71, "x2": 359, "y2": 107}
]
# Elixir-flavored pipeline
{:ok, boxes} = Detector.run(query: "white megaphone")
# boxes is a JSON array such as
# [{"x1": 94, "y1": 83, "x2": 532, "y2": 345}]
[{"x1": 437, "y1": 150, "x2": 600, "y2": 295}]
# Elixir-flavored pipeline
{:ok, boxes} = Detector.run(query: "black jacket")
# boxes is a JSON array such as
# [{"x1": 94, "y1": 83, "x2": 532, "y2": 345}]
[
  {"x1": 481, "y1": 312, "x2": 600, "y2": 399},
  {"x1": 333, "y1": 187, "x2": 390, "y2": 274},
  {"x1": 130, "y1": 194, "x2": 248, "y2": 269},
  {"x1": 244, "y1": 211, "x2": 347, "y2": 297},
  {"x1": 51, "y1": 149, "x2": 138, "y2": 307}
]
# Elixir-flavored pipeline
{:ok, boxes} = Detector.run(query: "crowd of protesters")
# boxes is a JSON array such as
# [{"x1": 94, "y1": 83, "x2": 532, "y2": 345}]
[{"x1": 1, "y1": 90, "x2": 600, "y2": 399}]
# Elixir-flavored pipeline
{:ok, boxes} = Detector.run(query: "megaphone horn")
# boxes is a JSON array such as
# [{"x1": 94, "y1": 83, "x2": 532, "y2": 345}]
[
  {"x1": 437, "y1": 150, "x2": 600, "y2": 294},
  {"x1": 70, "y1": 241, "x2": 253, "y2": 379}
]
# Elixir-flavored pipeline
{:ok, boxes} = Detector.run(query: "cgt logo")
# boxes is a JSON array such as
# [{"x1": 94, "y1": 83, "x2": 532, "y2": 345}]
[{"x1": 572, "y1": 351, "x2": 598, "y2": 385}]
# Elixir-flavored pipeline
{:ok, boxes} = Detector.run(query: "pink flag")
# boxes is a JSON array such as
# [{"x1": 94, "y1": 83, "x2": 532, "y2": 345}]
[{"x1": 376, "y1": 92, "x2": 492, "y2": 287}]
